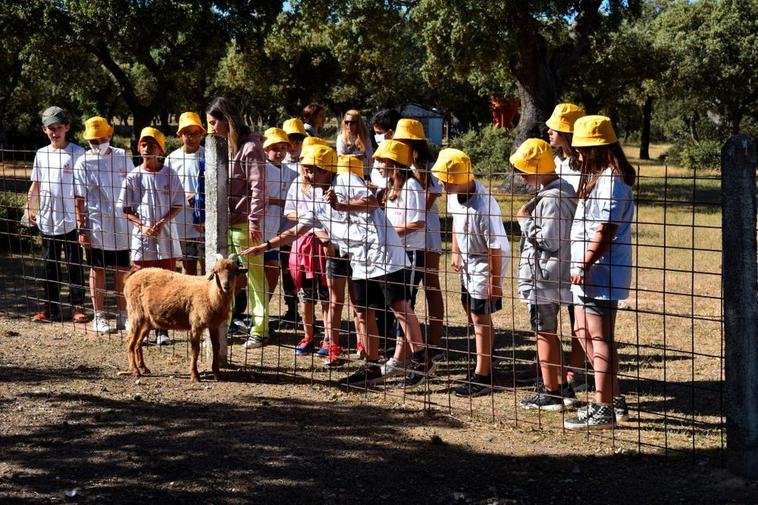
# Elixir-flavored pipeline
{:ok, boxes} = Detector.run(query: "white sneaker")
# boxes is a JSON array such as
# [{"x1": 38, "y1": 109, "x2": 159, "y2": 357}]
[
  {"x1": 116, "y1": 311, "x2": 128, "y2": 331},
  {"x1": 92, "y1": 313, "x2": 112, "y2": 334},
  {"x1": 380, "y1": 358, "x2": 406, "y2": 379},
  {"x1": 244, "y1": 336, "x2": 266, "y2": 349},
  {"x1": 142, "y1": 335, "x2": 150, "y2": 345},
  {"x1": 156, "y1": 330, "x2": 171, "y2": 346}
]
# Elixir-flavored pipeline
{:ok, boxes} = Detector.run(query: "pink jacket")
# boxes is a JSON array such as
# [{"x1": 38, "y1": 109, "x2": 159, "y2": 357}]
[
  {"x1": 228, "y1": 132, "x2": 266, "y2": 228},
  {"x1": 289, "y1": 233, "x2": 327, "y2": 290}
]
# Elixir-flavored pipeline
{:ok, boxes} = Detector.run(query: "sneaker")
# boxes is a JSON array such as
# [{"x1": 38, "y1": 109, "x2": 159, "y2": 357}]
[
  {"x1": 614, "y1": 395, "x2": 629, "y2": 422},
  {"x1": 430, "y1": 347, "x2": 447, "y2": 363},
  {"x1": 568, "y1": 369, "x2": 595, "y2": 393},
  {"x1": 355, "y1": 340, "x2": 366, "y2": 359},
  {"x1": 156, "y1": 330, "x2": 171, "y2": 346},
  {"x1": 142, "y1": 334, "x2": 150, "y2": 345},
  {"x1": 295, "y1": 337, "x2": 314, "y2": 356},
  {"x1": 564, "y1": 403, "x2": 615, "y2": 430},
  {"x1": 402, "y1": 355, "x2": 437, "y2": 388},
  {"x1": 519, "y1": 385, "x2": 564, "y2": 411},
  {"x1": 32, "y1": 311, "x2": 61, "y2": 323},
  {"x1": 380, "y1": 358, "x2": 406, "y2": 379},
  {"x1": 91, "y1": 312, "x2": 112, "y2": 334},
  {"x1": 233, "y1": 318, "x2": 251, "y2": 333},
  {"x1": 338, "y1": 363, "x2": 383, "y2": 387},
  {"x1": 454, "y1": 372, "x2": 493, "y2": 398},
  {"x1": 514, "y1": 361, "x2": 540, "y2": 385},
  {"x1": 561, "y1": 382, "x2": 579, "y2": 408},
  {"x1": 324, "y1": 344, "x2": 343, "y2": 367},
  {"x1": 316, "y1": 340, "x2": 331, "y2": 357},
  {"x1": 72, "y1": 307, "x2": 89, "y2": 323},
  {"x1": 115, "y1": 311, "x2": 128, "y2": 331},
  {"x1": 244, "y1": 335, "x2": 267, "y2": 349}
]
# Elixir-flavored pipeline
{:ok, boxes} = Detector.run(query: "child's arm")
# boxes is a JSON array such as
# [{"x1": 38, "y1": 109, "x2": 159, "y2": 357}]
[
  {"x1": 75, "y1": 197, "x2": 90, "y2": 248},
  {"x1": 323, "y1": 189, "x2": 380, "y2": 213},
  {"x1": 26, "y1": 182, "x2": 40, "y2": 225},
  {"x1": 451, "y1": 226, "x2": 462, "y2": 273},
  {"x1": 570, "y1": 223, "x2": 618, "y2": 284},
  {"x1": 488, "y1": 247, "x2": 504, "y2": 301}
]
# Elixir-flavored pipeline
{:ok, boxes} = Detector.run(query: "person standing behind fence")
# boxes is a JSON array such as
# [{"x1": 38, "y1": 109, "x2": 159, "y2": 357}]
[
  {"x1": 26, "y1": 106, "x2": 87, "y2": 324},
  {"x1": 166, "y1": 112, "x2": 206, "y2": 276},
  {"x1": 336, "y1": 109, "x2": 373, "y2": 169},
  {"x1": 74, "y1": 116, "x2": 134, "y2": 334},
  {"x1": 368, "y1": 109, "x2": 401, "y2": 192},
  {"x1": 433, "y1": 148, "x2": 510, "y2": 398},
  {"x1": 301, "y1": 104, "x2": 326, "y2": 137},
  {"x1": 509, "y1": 139, "x2": 578, "y2": 411},
  {"x1": 205, "y1": 97, "x2": 268, "y2": 349},
  {"x1": 563, "y1": 115, "x2": 635, "y2": 430},
  {"x1": 119, "y1": 127, "x2": 185, "y2": 346}
]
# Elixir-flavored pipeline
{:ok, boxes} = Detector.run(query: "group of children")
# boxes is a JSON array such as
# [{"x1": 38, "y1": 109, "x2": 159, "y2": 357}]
[{"x1": 27, "y1": 100, "x2": 635, "y2": 430}]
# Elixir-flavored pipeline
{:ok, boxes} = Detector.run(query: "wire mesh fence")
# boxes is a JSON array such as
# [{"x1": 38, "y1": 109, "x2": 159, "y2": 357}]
[{"x1": 0, "y1": 137, "x2": 729, "y2": 466}]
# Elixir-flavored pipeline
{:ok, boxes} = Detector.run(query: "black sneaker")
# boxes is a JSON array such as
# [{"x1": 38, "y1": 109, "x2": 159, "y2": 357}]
[
  {"x1": 564, "y1": 403, "x2": 615, "y2": 430},
  {"x1": 338, "y1": 363, "x2": 383, "y2": 387},
  {"x1": 454, "y1": 373, "x2": 493, "y2": 397},
  {"x1": 402, "y1": 357, "x2": 437, "y2": 388},
  {"x1": 519, "y1": 385, "x2": 565, "y2": 411},
  {"x1": 614, "y1": 395, "x2": 629, "y2": 422},
  {"x1": 561, "y1": 382, "x2": 579, "y2": 408},
  {"x1": 514, "y1": 361, "x2": 540, "y2": 385}
]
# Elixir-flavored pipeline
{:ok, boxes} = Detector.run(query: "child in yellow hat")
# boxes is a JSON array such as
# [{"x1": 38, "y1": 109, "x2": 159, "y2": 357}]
[
  {"x1": 165, "y1": 112, "x2": 206, "y2": 276},
  {"x1": 563, "y1": 115, "x2": 636, "y2": 430},
  {"x1": 431, "y1": 148, "x2": 511, "y2": 397},
  {"x1": 74, "y1": 116, "x2": 134, "y2": 334},
  {"x1": 27, "y1": 106, "x2": 88, "y2": 324},
  {"x1": 119, "y1": 127, "x2": 185, "y2": 346},
  {"x1": 546, "y1": 103, "x2": 585, "y2": 192},
  {"x1": 509, "y1": 138, "x2": 578, "y2": 411}
]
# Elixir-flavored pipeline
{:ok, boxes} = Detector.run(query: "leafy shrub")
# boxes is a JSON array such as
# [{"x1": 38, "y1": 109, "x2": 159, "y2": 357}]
[
  {"x1": 0, "y1": 192, "x2": 36, "y2": 255},
  {"x1": 448, "y1": 126, "x2": 514, "y2": 179},
  {"x1": 676, "y1": 140, "x2": 721, "y2": 170}
]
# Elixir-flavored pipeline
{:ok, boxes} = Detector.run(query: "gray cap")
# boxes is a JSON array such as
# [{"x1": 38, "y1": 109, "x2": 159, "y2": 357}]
[{"x1": 41, "y1": 106, "x2": 68, "y2": 127}]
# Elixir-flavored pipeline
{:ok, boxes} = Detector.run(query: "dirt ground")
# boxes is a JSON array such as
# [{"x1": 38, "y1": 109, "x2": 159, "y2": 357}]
[{"x1": 1, "y1": 314, "x2": 756, "y2": 505}]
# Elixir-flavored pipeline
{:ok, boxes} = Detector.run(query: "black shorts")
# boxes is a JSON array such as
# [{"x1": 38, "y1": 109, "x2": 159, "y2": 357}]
[
  {"x1": 352, "y1": 269, "x2": 409, "y2": 310},
  {"x1": 460, "y1": 284, "x2": 502, "y2": 315},
  {"x1": 88, "y1": 248, "x2": 131, "y2": 269},
  {"x1": 326, "y1": 251, "x2": 352, "y2": 280},
  {"x1": 298, "y1": 275, "x2": 329, "y2": 304}
]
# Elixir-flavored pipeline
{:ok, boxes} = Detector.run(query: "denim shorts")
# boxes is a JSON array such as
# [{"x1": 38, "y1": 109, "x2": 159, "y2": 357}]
[{"x1": 573, "y1": 295, "x2": 618, "y2": 317}]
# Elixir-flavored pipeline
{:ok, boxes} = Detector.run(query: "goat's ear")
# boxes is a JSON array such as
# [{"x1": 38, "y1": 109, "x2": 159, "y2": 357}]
[
  {"x1": 227, "y1": 253, "x2": 238, "y2": 262},
  {"x1": 207, "y1": 271, "x2": 216, "y2": 281},
  {"x1": 214, "y1": 253, "x2": 224, "y2": 263}
]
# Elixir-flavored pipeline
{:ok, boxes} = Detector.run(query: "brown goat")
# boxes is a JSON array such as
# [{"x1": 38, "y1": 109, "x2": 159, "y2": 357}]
[{"x1": 121, "y1": 254, "x2": 247, "y2": 382}]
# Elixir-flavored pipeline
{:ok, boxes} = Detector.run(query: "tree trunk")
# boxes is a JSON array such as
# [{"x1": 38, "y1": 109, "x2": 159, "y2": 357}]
[
  {"x1": 639, "y1": 95, "x2": 653, "y2": 160},
  {"x1": 131, "y1": 109, "x2": 154, "y2": 156}
]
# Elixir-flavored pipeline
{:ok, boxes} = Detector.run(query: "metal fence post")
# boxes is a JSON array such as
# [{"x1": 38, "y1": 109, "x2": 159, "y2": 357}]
[
  {"x1": 722, "y1": 134, "x2": 758, "y2": 478},
  {"x1": 204, "y1": 133, "x2": 229, "y2": 364}
]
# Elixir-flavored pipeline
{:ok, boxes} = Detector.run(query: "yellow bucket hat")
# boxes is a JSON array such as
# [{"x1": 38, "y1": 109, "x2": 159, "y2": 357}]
[
  {"x1": 337, "y1": 155, "x2": 364, "y2": 178},
  {"x1": 283, "y1": 118, "x2": 307, "y2": 137},
  {"x1": 300, "y1": 144, "x2": 337, "y2": 172},
  {"x1": 431, "y1": 148, "x2": 474, "y2": 185},
  {"x1": 545, "y1": 103, "x2": 585, "y2": 133},
  {"x1": 83, "y1": 116, "x2": 114, "y2": 140},
  {"x1": 572, "y1": 115, "x2": 618, "y2": 147},
  {"x1": 138, "y1": 127, "x2": 166, "y2": 153},
  {"x1": 373, "y1": 139, "x2": 412, "y2": 167},
  {"x1": 263, "y1": 127, "x2": 291, "y2": 149},
  {"x1": 393, "y1": 118, "x2": 426, "y2": 141},
  {"x1": 302, "y1": 136, "x2": 328, "y2": 148},
  {"x1": 510, "y1": 138, "x2": 556, "y2": 174},
  {"x1": 177, "y1": 112, "x2": 206, "y2": 135}
]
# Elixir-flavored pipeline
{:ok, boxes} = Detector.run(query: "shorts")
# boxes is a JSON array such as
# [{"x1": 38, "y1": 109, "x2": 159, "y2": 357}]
[
  {"x1": 326, "y1": 251, "x2": 352, "y2": 280},
  {"x1": 263, "y1": 249, "x2": 280, "y2": 262},
  {"x1": 353, "y1": 269, "x2": 409, "y2": 310},
  {"x1": 180, "y1": 238, "x2": 205, "y2": 260},
  {"x1": 88, "y1": 248, "x2": 131, "y2": 269},
  {"x1": 573, "y1": 295, "x2": 618, "y2": 317},
  {"x1": 298, "y1": 275, "x2": 328, "y2": 304},
  {"x1": 529, "y1": 303, "x2": 559, "y2": 332},
  {"x1": 461, "y1": 283, "x2": 502, "y2": 315},
  {"x1": 134, "y1": 258, "x2": 178, "y2": 272}
]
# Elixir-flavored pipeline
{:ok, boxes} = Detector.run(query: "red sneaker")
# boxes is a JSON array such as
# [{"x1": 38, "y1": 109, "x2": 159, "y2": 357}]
[
  {"x1": 356, "y1": 340, "x2": 366, "y2": 359},
  {"x1": 324, "y1": 343, "x2": 344, "y2": 367}
]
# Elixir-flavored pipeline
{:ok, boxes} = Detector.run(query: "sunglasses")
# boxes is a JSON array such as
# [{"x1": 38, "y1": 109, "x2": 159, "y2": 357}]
[{"x1": 344, "y1": 120, "x2": 356, "y2": 125}]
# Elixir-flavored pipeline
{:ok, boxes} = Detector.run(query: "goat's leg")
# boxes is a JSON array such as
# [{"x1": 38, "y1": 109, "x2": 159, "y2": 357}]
[
  {"x1": 120, "y1": 325, "x2": 139, "y2": 376},
  {"x1": 189, "y1": 330, "x2": 201, "y2": 383},
  {"x1": 136, "y1": 323, "x2": 151, "y2": 375},
  {"x1": 209, "y1": 326, "x2": 222, "y2": 381}
]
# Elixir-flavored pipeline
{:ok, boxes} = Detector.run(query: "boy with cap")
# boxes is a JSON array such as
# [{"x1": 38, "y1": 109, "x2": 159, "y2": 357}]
[
  {"x1": 509, "y1": 139, "x2": 578, "y2": 411},
  {"x1": 119, "y1": 127, "x2": 185, "y2": 346},
  {"x1": 74, "y1": 116, "x2": 134, "y2": 334},
  {"x1": 165, "y1": 112, "x2": 206, "y2": 275},
  {"x1": 242, "y1": 143, "x2": 436, "y2": 387},
  {"x1": 27, "y1": 106, "x2": 87, "y2": 323},
  {"x1": 432, "y1": 148, "x2": 510, "y2": 397}
]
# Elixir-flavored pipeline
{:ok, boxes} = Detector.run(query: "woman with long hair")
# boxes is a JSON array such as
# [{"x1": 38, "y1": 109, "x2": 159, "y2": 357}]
[
  {"x1": 301, "y1": 103, "x2": 326, "y2": 137},
  {"x1": 336, "y1": 109, "x2": 373, "y2": 168}
]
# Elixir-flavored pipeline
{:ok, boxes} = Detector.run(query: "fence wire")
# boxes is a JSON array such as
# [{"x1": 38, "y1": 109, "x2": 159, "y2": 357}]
[{"x1": 0, "y1": 141, "x2": 726, "y2": 464}]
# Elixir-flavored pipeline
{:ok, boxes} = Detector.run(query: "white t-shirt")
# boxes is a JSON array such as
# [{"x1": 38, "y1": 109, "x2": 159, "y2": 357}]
[
  {"x1": 118, "y1": 165, "x2": 185, "y2": 261},
  {"x1": 284, "y1": 176, "x2": 323, "y2": 234},
  {"x1": 384, "y1": 177, "x2": 426, "y2": 251},
  {"x1": 73, "y1": 147, "x2": 134, "y2": 251},
  {"x1": 299, "y1": 172, "x2": 408, "y2": 279},
  {"x1": 279, "y1": 161, "x2": 299, "y2": 232},
  {"x1": 261, "y1": 162, "x2": 291, "y2": 245},
  {"x1": 336, "y1": 134, "x2": 374, "y2": 169},
  {"x1": 425, "y1": 173, "x2": 443, "y2": 253},
  {"x1": 555, "y1": 155, "x2": 581, "y2": 193},
  {"x1": 448, "y1": 181, "x2": 511, "y2": 299},
  {"x1": 570, "y1": 168, "x2": 634, "y2": 300},
  {"x1": 31, "y1": 143, "x2": 86, "y2": 236},
  {"x1": 165, "y1": 146, "x2": 205, "y2": 239}
]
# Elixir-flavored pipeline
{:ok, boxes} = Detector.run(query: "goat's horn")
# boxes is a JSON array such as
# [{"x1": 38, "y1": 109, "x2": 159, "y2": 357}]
[{"x1": 227, "y1": 253, "x2": 238, "y2": 261}]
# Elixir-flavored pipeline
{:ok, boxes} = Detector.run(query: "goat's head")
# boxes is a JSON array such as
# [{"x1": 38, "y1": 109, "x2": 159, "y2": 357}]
[{"x1": 207, "y1": 254, "x2": 248, "y2": 293}]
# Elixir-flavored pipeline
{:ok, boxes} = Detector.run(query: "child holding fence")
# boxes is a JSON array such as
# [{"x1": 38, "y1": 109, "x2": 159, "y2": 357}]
[
  {"x1": 74, "y1": 117, "x2": 134, "y2": 334},
  {"x1": 27, "y1": 106, "x2": 87, "y2": 324},
  {"x1": 119, "y1": 127, "x2": 185, "y2": 346},
  {"x1": 432, "y1": 148, "x2": 510, "y2": 398},
  {"x1": 509, "y1": 138, "x2": 578, "y2": 411},
  {"x1": 165, "y1": 112, "x2": 206, "y2": 275},
  {"x1": 563, "y1": 115, "x2": 634, "y2": 429}
]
